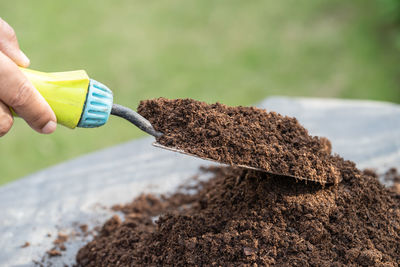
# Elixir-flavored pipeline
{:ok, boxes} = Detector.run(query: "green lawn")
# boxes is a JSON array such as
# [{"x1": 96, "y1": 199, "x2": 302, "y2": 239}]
[{"x1": 0, "y1": 0, "x2": 399, "y2": 184}]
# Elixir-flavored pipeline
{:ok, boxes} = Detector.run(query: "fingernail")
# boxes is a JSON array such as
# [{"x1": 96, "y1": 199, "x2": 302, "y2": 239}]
[
  {"x1": 19, "y1": 50, "x2": 30, "y2": 67},
  {"x1": 41, "y1": 121, "x2": 57, "y2": 134}
]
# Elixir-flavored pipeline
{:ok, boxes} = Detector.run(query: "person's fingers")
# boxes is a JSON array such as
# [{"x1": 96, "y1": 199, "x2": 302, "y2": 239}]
[
  {"x1": 0, "y1": 100, "x2": 13, "y2": 137},
  {"x1": 0, "y1": 17, "x2": 30, "y2": 67},
  {"x1": 0, "y1": 51, "x2": 56, "y2": 134}
]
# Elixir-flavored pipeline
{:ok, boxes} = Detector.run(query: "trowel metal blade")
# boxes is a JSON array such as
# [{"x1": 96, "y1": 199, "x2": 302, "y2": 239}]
[{"x1": 152, "y1": 142, "x2": 328, "y2": 184}]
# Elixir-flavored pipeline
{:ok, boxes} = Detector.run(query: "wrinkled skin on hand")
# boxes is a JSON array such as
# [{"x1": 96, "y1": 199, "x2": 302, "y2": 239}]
[{"x1": 0, "y1": 17, "x2": 56, "y2": 137}]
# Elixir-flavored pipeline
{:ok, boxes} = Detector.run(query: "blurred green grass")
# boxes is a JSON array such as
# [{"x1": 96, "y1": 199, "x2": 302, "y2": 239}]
[{"x1": 0, "y1": 0, "x2": 399, "y2": 184}]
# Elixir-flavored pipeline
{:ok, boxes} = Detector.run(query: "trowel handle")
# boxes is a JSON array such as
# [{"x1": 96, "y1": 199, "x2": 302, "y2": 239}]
[{"x1": 19, "y1": 68, "x2": 113, "y2": 129}]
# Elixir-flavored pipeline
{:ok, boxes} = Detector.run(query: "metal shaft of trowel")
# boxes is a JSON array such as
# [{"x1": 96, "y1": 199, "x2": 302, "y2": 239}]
[{"x1": 110, "y1": 104, "x2": 163, "y2": 138}]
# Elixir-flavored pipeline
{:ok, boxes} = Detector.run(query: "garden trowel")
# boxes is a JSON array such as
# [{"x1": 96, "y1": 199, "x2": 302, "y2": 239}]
[{"x1": 19, "y1": 68, "x2": 336, "y2": 185}]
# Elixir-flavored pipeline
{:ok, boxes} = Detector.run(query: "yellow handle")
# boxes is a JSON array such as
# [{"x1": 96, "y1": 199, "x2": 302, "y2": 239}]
[{"x1": 19, "y1": 68, "x2": 90, "y2": 129}]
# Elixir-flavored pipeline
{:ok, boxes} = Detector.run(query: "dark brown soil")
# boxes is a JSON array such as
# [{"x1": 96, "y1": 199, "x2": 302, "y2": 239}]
[
  {"x1": 137, "y1": 98, "x2": 340, "y2": 184},
  {"x1": 76, "y1": 163, "x2": 400, "y2": 266},
  {"x1": 75, "y1": 99, "x2": 400, "y2": 266}
]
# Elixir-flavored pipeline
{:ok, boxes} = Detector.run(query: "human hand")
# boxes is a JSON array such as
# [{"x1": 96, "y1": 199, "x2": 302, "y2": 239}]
[{"x1": 0, "y1": 17, "x2": 56, "y2": 137}]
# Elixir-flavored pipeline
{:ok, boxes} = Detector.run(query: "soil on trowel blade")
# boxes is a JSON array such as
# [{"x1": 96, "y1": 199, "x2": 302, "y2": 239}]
[
  {"x1": 76, "y1": 163, "x2": 400, "y2": 266},
  {"x1": 138, "y1": 98, "x2": 340, "y2": 184}
]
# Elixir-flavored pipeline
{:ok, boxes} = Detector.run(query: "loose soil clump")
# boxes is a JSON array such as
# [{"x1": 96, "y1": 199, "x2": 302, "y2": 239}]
[
  {"x1": 138, "y1": 98, "x2": 340, "y2": 184},
  {"x1": 44, "y1": 233, "x2": 69, "y2": 258}
]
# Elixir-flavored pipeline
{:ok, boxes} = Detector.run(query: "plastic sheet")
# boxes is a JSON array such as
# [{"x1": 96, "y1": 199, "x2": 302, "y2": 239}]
[{"x1": 0, "y1": 97, "x2": 399, "y2": 266}]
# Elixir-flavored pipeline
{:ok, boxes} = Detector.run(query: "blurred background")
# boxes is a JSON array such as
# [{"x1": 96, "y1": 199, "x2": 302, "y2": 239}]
[{"x1": 0, "y1": 0, "x2": 399, "y2": 184}]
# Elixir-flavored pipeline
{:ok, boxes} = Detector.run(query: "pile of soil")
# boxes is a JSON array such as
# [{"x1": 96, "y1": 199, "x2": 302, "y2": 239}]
[
  {"x1": 76, "y1": 164, "x2": 400, "y2": 266},
  {"x1": 137, "y1": 98, "x2": 339, "y2": 184},
  {"x1": 75, "y1": 98, "x2": 400, "y2": 266}
]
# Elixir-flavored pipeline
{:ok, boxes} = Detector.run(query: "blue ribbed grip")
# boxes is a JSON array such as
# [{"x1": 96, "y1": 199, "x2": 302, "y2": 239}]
[{"x1": 77, "y1": 79, "x2": 113, "y2": 128}]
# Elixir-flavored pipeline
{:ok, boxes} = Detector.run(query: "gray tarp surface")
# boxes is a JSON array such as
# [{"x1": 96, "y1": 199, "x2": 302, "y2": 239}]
[{"x1": 0, "y1": 97, "x2": 399, "y2": 266}]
